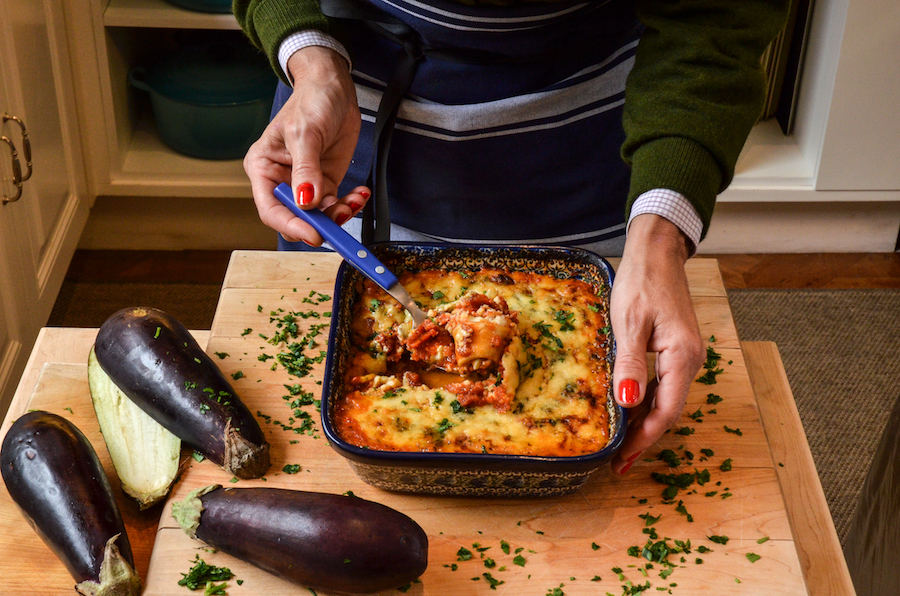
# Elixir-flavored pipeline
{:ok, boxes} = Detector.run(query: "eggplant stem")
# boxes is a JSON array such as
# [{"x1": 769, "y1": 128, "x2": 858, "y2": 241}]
[{"x1": 74, "y1": 534, "x2": 142, "y2": 596}]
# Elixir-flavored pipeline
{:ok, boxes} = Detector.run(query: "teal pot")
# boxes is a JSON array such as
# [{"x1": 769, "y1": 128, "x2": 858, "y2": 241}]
[
  {"x1": 162, "y1": 0, "x2": 232, "y2": 13},
  {"x1": 129, "y1": 38, "x2": 277, "y2": 160}
]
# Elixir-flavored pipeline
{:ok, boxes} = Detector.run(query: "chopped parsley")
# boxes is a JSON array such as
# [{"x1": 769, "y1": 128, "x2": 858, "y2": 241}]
[{"x1": 178, "y1": 555, "x2": 233, "y2": 591}]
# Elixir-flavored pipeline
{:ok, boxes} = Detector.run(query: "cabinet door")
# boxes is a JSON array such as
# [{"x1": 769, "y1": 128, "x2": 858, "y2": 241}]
[
  {"x1": 0, "y1": 44, "x2": 33, "y2": 413},
  {"x1": 0, "y1": 0, "x2": 90, "y2": 412}
]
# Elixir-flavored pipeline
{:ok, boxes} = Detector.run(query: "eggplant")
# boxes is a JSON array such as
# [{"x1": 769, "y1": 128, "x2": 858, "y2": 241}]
[
  {"x1": 88, "y1": 345, "x2": 182, "y2": 509},
  {"x1": 0, "y1": 410, "x2": 141, "y2": 596},
  {"x1": 93, "y1": 306, "x2": 269, "y2": 479},
  {"x1": 172, "y1": 485, "x2": 429, "y2": 593}
]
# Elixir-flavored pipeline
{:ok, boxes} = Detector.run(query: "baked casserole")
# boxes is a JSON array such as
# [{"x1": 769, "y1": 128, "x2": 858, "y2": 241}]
[{"x1": 333, "y1": 266, "x2": 613, "y2": 457}]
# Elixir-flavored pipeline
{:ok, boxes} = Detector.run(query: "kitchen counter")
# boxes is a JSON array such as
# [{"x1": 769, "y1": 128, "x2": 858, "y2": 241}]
[{"x1": 0, "y1": 252, "x2": 855, "y2": 595}]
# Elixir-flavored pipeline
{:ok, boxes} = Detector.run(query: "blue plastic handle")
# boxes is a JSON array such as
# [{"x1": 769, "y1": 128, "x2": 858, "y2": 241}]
[{"x1": 273, "y1": 183, "x2": 399, "y2": 291}]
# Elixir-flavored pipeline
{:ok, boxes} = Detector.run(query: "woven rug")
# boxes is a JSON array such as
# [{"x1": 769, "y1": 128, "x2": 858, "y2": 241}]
[
  {"x1": 48, "y1": 281, "x2": 900, "y2": 547},
  {"x1": 728, "y1": 288, "x2": 900, "y2": 547}
]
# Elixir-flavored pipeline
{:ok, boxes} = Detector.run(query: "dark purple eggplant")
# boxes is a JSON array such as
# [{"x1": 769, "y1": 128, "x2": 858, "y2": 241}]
[
  {"x1": 0, "y1": 410, "x2": 141, "y2": 596},
  {"x1": 93, "y1": 306, "x2": 269, "y2": 479},
  {"x1": 172, "y1": 485, "x2": 429, "y2": 593}
]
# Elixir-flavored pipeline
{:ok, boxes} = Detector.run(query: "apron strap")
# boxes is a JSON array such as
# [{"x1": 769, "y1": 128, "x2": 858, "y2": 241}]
[{"x1": 321, "y1": 0, "x2": 424, "y2": 245}]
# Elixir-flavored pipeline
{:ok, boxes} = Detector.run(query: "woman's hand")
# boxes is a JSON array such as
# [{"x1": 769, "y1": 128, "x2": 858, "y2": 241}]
[
  {"x1": 243, "y1": 46, "x2": 370, "y2": 245},
  {"x1": 609, "y1": 214, "x2": 705, "y2": 474}
]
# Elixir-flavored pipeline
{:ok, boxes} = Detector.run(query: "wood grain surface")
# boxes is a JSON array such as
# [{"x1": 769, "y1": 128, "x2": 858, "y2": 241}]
[{"x1": 0, "y1": 254, "x2": 822, "y2": 595}]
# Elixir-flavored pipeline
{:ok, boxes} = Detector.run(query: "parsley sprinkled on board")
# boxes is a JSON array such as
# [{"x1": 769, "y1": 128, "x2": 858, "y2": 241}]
[
  {"x1": 746, "y1": 553, "x2": 762, "y2": 563},
  {"x1": 658, "y1": 449, "x2": 681, "y2": 467},
  {"x1": 706, "y1": 393, "x2": 723, "y2": 405},
  {"x1": 282, "y1": 464, "x2": 301, "y2": 474},
  {"x1": 178, "y1": 555, "x2": 234, "y2": 591}
]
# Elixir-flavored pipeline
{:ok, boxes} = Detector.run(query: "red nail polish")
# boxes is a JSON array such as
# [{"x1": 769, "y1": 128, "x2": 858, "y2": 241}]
[
  {"x1": 348, "y1": 202, "x2": 364, "y2": 213},
  {"x1": 335, "y1": 212, "x2": 350, "y2": 226},
  {"x1": 618, "y1": 451, "x2": 642, "y2": 475},
  {"x1": 619, "y1": 379, "x2": 640, "y2": 405},
  {"x1": 359, "y1": 190, "x2": 370, "y2": 199},
  {"x1": 297, "y1": 183, "x2": 314, "y2": 206}
]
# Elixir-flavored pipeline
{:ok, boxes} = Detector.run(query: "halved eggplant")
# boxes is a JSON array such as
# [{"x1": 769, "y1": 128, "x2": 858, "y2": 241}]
[
  {"x1": 88, "y1": 345, "x2": 182, "y2": 509},
  {"x1": 172, "y1": 485, "x2": 429, "y2": 593},
  {"x1": 93, "y1": 307, "x2": 269, "y2": 479},
  {"x1": 0, "y1": 410, "x2": 141, "y2": 596}
]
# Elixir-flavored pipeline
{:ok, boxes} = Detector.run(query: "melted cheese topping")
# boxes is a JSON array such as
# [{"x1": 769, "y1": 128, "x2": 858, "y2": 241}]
[{"x1": 335, "y1": 268, "x2": 612, "y2": 456}]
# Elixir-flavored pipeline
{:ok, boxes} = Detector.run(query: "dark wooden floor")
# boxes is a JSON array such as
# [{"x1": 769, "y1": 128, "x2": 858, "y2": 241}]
[{"x1": 63, "y1": 250, "x2": 900, "y2": 289}]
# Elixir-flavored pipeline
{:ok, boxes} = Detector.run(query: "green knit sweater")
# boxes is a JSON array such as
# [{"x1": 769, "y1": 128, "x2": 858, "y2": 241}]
[{"x1": 234, "y1": 0, "x2": 788, "y2": 239}]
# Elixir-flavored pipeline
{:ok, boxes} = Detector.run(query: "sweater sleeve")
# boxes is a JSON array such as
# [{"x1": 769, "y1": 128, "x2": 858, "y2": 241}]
[
  {"x1": 233, "y1": 0, "x2": 330, "y2": 82},
  {"x1": 621, "y1": 0, "x2": 790, "y2": 239}
]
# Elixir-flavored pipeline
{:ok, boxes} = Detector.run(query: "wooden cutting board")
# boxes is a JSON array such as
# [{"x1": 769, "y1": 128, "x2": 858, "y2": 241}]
[
  {"x1": 0, "y1": 252, "x2": 809, "y2": 595},
  {"x1": 140, "y1": 252, "x2": 806, "y2": 595}
]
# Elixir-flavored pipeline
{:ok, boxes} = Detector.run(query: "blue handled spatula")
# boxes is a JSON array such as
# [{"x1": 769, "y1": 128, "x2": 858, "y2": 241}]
[{"x1": 273, "y1": 183, "x2": 428, "y2": 328}]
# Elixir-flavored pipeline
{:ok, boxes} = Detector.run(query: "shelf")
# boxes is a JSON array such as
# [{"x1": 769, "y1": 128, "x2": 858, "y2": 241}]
[
  {"x1": 730, "y1": 119, "x2": 815, "y2": 189},
  {"x1": 104, "y1": 0, "x2": 240, "y2": 30},
  {"x1": 106, "y1": 111, "x2": 251, "y2": 198}
]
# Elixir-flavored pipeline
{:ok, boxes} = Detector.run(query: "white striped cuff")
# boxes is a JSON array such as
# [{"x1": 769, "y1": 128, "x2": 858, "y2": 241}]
[
  {"x1": 278, "y1": 30, "x2": 352, "y2": 85},
  {"x1": 627, "y1": 188, "x2": 704, "y2": 255}
]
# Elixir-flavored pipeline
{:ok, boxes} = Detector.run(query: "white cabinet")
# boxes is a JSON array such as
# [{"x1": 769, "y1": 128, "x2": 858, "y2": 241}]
[
  {"x1": 69, "y1": 0, "x2": 253, "y2": 200},
  {"x1": 705, "y1": 0, "x2": 900, "y2": 253},
  {"x1": 0, "y1": 0, "x2": 91, "y2": 411}
]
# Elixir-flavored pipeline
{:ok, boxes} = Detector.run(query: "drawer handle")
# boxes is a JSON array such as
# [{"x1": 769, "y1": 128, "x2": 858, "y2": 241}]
[
  {"x1": 2, "y1": 113, "x2": 31, "y2": 182},
  {"x1": 1, "y1": 135, "x2": 23, "y2": 205}
]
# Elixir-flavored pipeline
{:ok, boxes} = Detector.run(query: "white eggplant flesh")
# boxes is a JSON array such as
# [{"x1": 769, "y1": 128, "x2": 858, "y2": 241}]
[{"x1": 88, "y1": 346, "x2": 181, "y2": 509}]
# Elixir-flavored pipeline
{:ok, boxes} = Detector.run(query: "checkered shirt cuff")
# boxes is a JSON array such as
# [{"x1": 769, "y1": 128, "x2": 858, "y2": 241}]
[
  {"x1": 278, "y1": 30, "x2": 352, "y2": 85},
  {"x1": 627, "y1": 189, "x2": 703, "y2": 256}
]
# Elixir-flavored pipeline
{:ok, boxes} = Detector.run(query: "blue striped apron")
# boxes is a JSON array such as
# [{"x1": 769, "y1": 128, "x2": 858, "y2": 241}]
[{"x1": 275, "y1": 0, "x2": 640, "y2": 255}]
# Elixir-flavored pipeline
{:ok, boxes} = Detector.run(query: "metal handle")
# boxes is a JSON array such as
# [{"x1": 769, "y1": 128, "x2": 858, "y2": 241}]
[
  {"x1": 2, "y1": 113, "x2": 31, "y2": 182},
  {"x1": 1, "y1": 135, "x2": 23, "y2": 205}
]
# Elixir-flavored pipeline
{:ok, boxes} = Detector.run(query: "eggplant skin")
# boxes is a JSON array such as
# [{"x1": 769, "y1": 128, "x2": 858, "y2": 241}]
[
  {"x1": 0, "y1": 410, "x2": 141, "y2": 596},
  {"x1": 93, "y1": 306, "x2": 269, "y2": 479},
  {"x1": 173, "y1": 485, "x2": 429, "y2": 593}
]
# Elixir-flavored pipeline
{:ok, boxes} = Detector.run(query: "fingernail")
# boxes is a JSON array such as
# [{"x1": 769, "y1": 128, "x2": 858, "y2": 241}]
[
  {"x1": 619, "y1": 379, "x2": 640, "y2": 405},
  {"x1": 301, "y1": 239, "x2": 314, "y2": 247},
  {"x1": 348, "y1": 202, "x2": 364, "y2": 213},
  {"x1": 359, "y1": 190, "x2": 370, "y2": 199},
  {"x1": 297, "y1": 183, "x2": 314, "y2": 206},
  {"x1": 335, "y1": 212, "x2": 350, "y2": 226},
  {"x1": 618, "y1": 451, "x2": 643, "y2": 475}
]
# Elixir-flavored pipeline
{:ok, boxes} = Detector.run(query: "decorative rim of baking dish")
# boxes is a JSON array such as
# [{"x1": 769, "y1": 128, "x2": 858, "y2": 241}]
[{"x1": 320, "y1": 242, "x2": 626, "y2": 472}]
